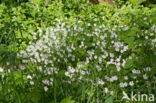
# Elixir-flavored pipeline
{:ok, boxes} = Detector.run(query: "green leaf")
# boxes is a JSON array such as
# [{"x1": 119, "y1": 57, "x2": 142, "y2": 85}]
[
  {"x1": 30, "y1": 89, "x2": 41, "y2": 103},
  {"x1": 130, "y1": 0, "x2": 146, "y2": 5},
  {"x1": 60, "y1": 96, "x2": 75, "y2": 103},
  {"x1": 124, "y1": 37, "x2": 135, "y2": 45},
  {"x1": 105, "y1": 96, "x2": 113, "y2": 103},
  {"x1": 127, "y1": 27, "x2": 139, "y2": 36},
  {"x1": 125, "y1": 59, "x2": 134, "y2": 69}
]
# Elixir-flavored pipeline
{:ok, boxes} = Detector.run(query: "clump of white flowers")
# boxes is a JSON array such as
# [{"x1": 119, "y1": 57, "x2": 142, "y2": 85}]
[{"x1": 17, "y1": 18, "x2": 155, "y2": 94}]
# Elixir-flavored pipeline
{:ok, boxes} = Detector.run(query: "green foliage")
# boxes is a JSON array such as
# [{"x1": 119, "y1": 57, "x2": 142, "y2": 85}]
[
  {"x1": 60, "y1": 97, "x2": 76, "y2": 103},
  {"x1": 129, "y1": 0, "x2": 146, "y2": 5},
  {"x1": 105, "y1": 96, "x2": 113, "y2": 103},
  {"x1": 0, "y1": 0, "x2": 155, "y2": 103}
]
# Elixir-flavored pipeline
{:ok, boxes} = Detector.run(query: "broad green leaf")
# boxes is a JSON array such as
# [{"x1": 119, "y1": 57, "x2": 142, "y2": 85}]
[
  {"x1": 105, "y1": 96, "x2": 113, "y2": 103},
  {"x1": 60, "y1": 96, "x2": 75, "y2": 103},
  {"x1": 30, "y1": 89, "x2": 41, "y2": 103},
  {"x1": 124, "y1": 37, "x2": 135, "y2": 45},
  {"x1": 125, "y1": 59, "x2": 134, "y2": 69}
]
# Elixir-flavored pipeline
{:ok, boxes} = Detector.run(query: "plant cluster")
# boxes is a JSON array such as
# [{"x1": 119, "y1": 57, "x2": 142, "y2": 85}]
[{"x1": 0, "y1": 0, "x2": 156, "y2": 103}]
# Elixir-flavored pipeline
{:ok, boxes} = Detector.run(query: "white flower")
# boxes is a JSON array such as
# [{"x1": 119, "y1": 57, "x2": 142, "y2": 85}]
[
  {"x1": 145, "y1": 36, "x2": 148, "y2": 39},
  {"x1": 65, "y1": 72, "x2": 70, "y2": 77},
  {"x1": 143, "y1": 74, "x2": 148, "y2": 80},
  {"x1": 97, "y1": 79, "x2": 105, "y2": 85},
  {"x1": 112, "y1": 76, "x2": 118, "y2": 80},
  {"x1": 110, "y1": 91, "x2": 114, "y2": 95},
  {"x1": 100, "y1": 35, "x2": 105, "y2": 39},
  {"x1": 98, "y1": 57, "x2": 102, "y2": 64},
  {"x1": 104, "y1": 88, "x2": 109, "y2": 93},
  {"x1": 88, "y1": 23, "x2": 91, "y2": 26},
  {"x1": 116, "y1": 57, "x2": 120, "y2": 62},
  {"x1": 42, "y1": 80, "x2": 50, "y2": 85},
  {"x1": 102, "y1": 55, "x2": 107, "y2": 59},
  {"x1": 122, "y1": 59, "x2": 126, "y2": 67},
  {"x1": 117, "y1": 66, "x2": 121, "y2": 71},
  {"x1": 110, "y1": 53, "x2": 114, "y2": 58},
  {"x1": 69, "y1": 68, "x2": 75, "y2": 73},
  {"x1": 129, "y1": 81, "x2": 134, "y2": 86},
  {"x1": 44, "y1": 86, "x2": 48, "y2": 92},
  {"x1": 132, "y1": 69, "x2": 141, "y2": 74},
  {"x1": 120, "y1": 83, "x2": 124, "y2": 87},
  {"x1": 27, "y1": 75, "x2": 32, "y2": 80},
  {"x1": 120, "y1": 82, "x2": 128, "y2": 88},
  {"x1": 114, "y1": 42, "x2": 124, "y2": 51},
  {"x1": 124, "y1": 76, "x2": 128, "y2": 80},
  {"x1": 94, "y1": 55, "x2": 98, "y2": 59},
  {"x1": 30, "y1": 81, "x2": 34, "y2": 85},
  {"x1": 0, "y1": 67, "x2": 4, "y2": 72},
  {"x1": 123, "y1": 26, "x2": 129, "y2": 31},
  {"x1": 145, "y1": 67, "x2": 151, "y2": 72},
  {"x1": 37, "y1": 66, "x2": 42, "y2": 72},
  {"x1": 110, "y1": 76, "x2": 118, "y2": 82},
  {"x1": 96, "y1": 65, "x2": 102, "y2": 71},
  {"x1": 19, "y1": 65, "x2": 25, "y2": 70},
  {"x1": 80, "y1": 70, "x2": 85, "y2": 75}
]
